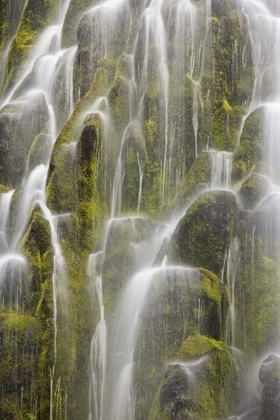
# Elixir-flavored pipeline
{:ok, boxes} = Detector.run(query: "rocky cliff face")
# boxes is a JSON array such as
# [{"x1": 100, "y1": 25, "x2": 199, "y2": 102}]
[{"x1": 0, "y1": 0, "x2": 279, "y2": 419}]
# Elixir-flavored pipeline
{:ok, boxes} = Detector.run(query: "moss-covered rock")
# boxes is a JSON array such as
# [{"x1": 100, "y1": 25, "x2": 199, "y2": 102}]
[
  {"x1": 3, "y1": 0, "x2": 60, "y2": 95},
  {"x1": 0, "y1": 311, "x2": 39, "y2": 419},
  {"x1": 238, "y1": 172, "x2": 271, "y2": 209},
  {"x1": 209, "y1": 6, "x2": 254, "y2": 151},
  {"x1": 134, "y1": 268, "x2": 230, "y2": 420},
  {"x1": 72, "y1": 1, "x2": 130, "y2": 102},
  {"x1": 76, "y1": 113, "x2": 108, "y2": 251},
  {"x1": 21, "y1": 207, "x2": 53, "y2": 310},
  {"x1": 233, "y1": 108, "x2": 264, "y2": 180},
  {"x1": 26, "y1": 133, "x2": 53, "y2": 174},
  {"x1": 165, "y1": 152, "x2": 212, "y2": 216},
  {"x1": 148, "y1": 334, "x2": 236, "y2": 420},
  {"x1": 47, "y1": 66, "x2": 108, "y2": 213},
  {"x1": 0, "y1": 91, "x2": 49, "y2": 187},
  {"x1": 170, "y1": 190, "x2": 238, "y2": 276},
  {"x1": 61, "y1": 0, "x2": 97, "y2": 49},
  {"x1": 234, "y1": 205, "x2": 280, "y2": 358},
  {"x1": 103, "y1": 216, "x2": 154, "y2": 314}
]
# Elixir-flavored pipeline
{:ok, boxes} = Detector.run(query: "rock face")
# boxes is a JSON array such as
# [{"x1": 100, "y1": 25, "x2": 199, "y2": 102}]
[
  {"x1": 0, "y1": 92, "x2": 49, "y2": 187},
  {"x1": 0, "y1": 0, "x2": 279, "y2": 419},
  {"x1": 170, "y1": 191, "x2": 238, "y2": 276},
  {"x1": 259, "y1": 355, "x2": 280, "y2": 420},
  {"x1": 134, "y1": 268, "x2": 229, "y2": 419},
  {"x1": 148, "y1": 335, "x2": 236, "y2": 420}
]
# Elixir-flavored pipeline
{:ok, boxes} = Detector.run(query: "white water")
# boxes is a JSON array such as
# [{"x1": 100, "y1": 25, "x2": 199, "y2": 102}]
[
  {"x1": 210, "y1": 150, "x2": 233, "y2": 189},
  {"x1": 0, "y1": 1, "x2": 74, "y2": 417},
  {"x1": 226, "y1": 238, "x2": 240, "y2": 347},
  {"x1": 88, "y1": 252, "x2": 107, "y2": 420}
]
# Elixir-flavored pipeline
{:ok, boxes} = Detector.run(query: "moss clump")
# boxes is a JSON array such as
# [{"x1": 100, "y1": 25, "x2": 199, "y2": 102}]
[
  {"x1": 47, "y1": 67, "x2": 108, "y2": 213},
  {"x1": 3, "y1": 0, "x2": 59, "y2": 95},
  {"x1": 233, "y1": 108, "x2": 263, "y2": 179},
  {"x1": 21, "y1": 207, "x2": 53, "y2": 310},
  {"x1": 76, "y1": 113, "x2": 108, "y2": 251},
  {"x1": 47, "y1": 142, "x2": 77, "y2": 213},
  {"x1": 0, "y1": 311, "x2": 39, "y2": 419},
  {"x1": 134, "y1": 268, "x2": 229, "y2": 420},
  {"x1": 0, "y1": 206, "x2": 55, "y2": 418},
  {"x1": 209, "y1": 8, "x2": 254, "y2": 150},
  {"x1": 170, "y1": 190, "x2": 238, "y2": 276},
  {"x1": 238, "y1": 172, "x2": 271, "y2": 209},
  {"x1": 148, "y1": 334, "x2": 235, "y2": 420},
  {"x1": 0, "y1": 184, "x2": 9, "y2": 193}
]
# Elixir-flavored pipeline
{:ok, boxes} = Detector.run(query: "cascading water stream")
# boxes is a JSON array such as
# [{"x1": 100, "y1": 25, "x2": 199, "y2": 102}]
[
  {"x1": 3, "y1": 0, "x2": 280, "y2": 418},
  {"x1": 0, "y1": 0, "x2": 75, "y2": 417},
  {"x1": 88, "y1": 251, "x2": 107, "y2": 420},
  {"x1": 209, "y1": 150, "x2": 233, "y2": 190}
]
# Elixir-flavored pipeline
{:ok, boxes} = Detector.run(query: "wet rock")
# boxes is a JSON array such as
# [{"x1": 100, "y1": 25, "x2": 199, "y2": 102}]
[
  {"x1": 170, "y1": 190, "x2": 238, "y2": 276},
  {"x1": 102, "y1": 216, "x2": 154, "y2": 314},
  {"x1": 134, "y1": 269, "x2": 229, "y2": 420},
  {"x1": 0, "y1": 91, "x2": 49, "y2": 187},
  {"x1": 238, "y1": 172, "x2": 271, "y2": 209},
  {"x1": 148, "y1": 335, "x2": 236, "y2": 420},
  {"x1": 211, "y1": 0, "x2": 230, "y2": 18}
]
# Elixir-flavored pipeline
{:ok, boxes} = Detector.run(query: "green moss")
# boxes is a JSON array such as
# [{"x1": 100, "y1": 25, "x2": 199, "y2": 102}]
[
  {"x1": 108, "y1": 76, "x2": 130, "y2": 133},
  {"x1": 178, "y1": 334, "x2": 228, "y2": 359},
  {"x1": 3, "y1": 0, "x2": 60, "y2": 95},
  {"x1": 52, "y1": 66, "x2": 108, "y2": 153},
  {"x1": 26, "y1": 133, "x2": 52, "y2": 173},
  {"x1": 170, "y1": 190, "x2": 238, "y2": 276},
  {"x1": 21, "y1": 207, "x2": 53, "y2": 310},
  {"x1": 148, "y1": 334, "x2": 236, "y2": 420},
  {"x1": 47, "y1": 68, "x2": 108, "y2": 213},
  {"x1": 0, "y1": 183, "x2": 9, "y2": 193},
  {"x1": 47, "y1": 142, "x2": 77, "y2": 213},
  {"x1": 238, "y1": 172, "x2": 270, "y2": 209},
  {"x1": 76, "y1": 113, "x2": 108, "y2": 250},
  {"x1": 232, "y1": 159, "x2": 246, "y2": 183},
  {"x1": 165, "y1": 152, "x2": 212, "y2": 216},
  {"x1": 233, "y1": 108, "x2": 263, "y2": 179},
  {"x1": 0, "y1": 92, "x2": 49, "y2": 187},
  {"x1": 208, "y1": 8, "x2": 254, "y2": 150},
  {"x1": 235, "y1": 225, "x2": 280, "y2": 358},
  {"x1": 61, "y1": 0, "x2": 96, "y2": 48},
  {"x1": 0, "y1": 310, "x2": 39, "y2": 419},
  {"x1": 134, "y1": 268, "x2": 229, "y2": 419}
]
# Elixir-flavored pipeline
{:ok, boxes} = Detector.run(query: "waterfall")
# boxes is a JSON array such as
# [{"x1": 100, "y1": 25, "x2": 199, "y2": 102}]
[{"x1": 2, "y1": 0, "x2": 280, "y2": 418}]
